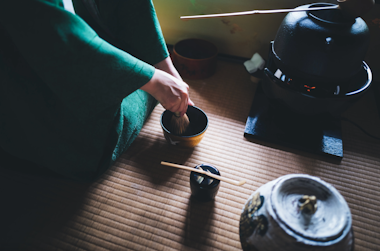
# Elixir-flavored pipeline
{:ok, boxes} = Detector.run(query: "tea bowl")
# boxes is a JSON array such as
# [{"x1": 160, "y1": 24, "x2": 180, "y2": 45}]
[
  {"x1": 172, "y1": 38, "x2": 218, "y2": 79},
  {"x1": 160, "y1": 106, "x2": 208, "y2": 148}
]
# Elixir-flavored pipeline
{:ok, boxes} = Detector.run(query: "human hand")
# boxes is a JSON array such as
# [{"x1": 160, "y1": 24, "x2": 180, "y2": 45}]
[{"x1": 140, "y1": 69, "x2": 194, "y2": 116}]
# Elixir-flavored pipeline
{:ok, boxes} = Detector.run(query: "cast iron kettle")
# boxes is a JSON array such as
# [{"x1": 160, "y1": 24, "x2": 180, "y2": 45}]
[{"x1": 272, "y1": 2, "x2": 370, "y2": 83}]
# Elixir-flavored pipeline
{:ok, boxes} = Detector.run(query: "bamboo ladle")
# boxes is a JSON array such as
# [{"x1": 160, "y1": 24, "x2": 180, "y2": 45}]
[
  {"x1": 161, "y1": 161, "x2": 246, "y2": 186},
  {"x1": 180, "y1": 0, "x2": 375, "y2": 20}
]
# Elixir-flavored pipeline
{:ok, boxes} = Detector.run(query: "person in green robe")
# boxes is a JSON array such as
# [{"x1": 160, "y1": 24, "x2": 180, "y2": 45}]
[{"x1": 0, "y1": 0, "x2": 193, "y2": 181}]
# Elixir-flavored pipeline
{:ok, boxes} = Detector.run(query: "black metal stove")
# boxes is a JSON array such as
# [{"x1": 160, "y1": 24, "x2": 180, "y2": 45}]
[
  {"x1": 244, "y1": 39, "x2": 373, "y2": 159},
  {"x1": 244, "y1": 84, "x2": 343, "y2": 158},
  {"x1": 242, "y1": 3, "x2": 375, "y2": 159}
]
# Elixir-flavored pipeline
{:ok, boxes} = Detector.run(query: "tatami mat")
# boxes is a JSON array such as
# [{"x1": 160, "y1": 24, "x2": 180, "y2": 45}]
[{"x1": 1, "y1": 60, "x2": 380, "y2": 251}]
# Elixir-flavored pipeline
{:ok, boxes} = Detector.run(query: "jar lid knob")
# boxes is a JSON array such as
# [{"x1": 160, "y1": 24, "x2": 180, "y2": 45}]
[{"x1": 298, "y1": 195, "x2": 318, "y2": 214}]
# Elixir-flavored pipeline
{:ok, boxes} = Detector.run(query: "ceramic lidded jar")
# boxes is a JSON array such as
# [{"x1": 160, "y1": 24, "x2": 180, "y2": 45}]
[{"x1": 239, "y1": 174, "x2": 354, "y2": 251}]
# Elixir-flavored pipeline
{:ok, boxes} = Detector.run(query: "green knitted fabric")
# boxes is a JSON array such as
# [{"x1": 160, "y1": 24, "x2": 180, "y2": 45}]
[{"x1": 0, "y1": 0, "x2": 168, "y2": 181}]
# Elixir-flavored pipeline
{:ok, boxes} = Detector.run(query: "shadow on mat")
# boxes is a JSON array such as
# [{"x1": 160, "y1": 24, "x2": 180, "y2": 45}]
[
  {"x1": 119, "y1": 136, "x2": 195, "y2": 185},
  {"x1": 0, "y1": 148, "x2": 90, "y2": 250},
  {"x1": 183, "y1": 196, "x2": 216, "y2": 249}
]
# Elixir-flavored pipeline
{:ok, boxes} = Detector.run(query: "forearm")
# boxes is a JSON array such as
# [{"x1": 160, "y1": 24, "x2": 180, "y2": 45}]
[
  {"x1": 154, "y1": 57, "x2": 183, "y2": 81},
  {"x1": 140, "y1": 68, "x2": 191, "y2": 116}
]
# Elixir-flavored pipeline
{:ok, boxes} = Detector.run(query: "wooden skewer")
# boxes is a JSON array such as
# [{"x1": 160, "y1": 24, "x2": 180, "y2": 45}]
[
  {"x1": 161, "y1": 161, "x2": 246, "y2": 186},
  {"x1": 180, "y1": 5, "x2": 339, "y2": 20}
]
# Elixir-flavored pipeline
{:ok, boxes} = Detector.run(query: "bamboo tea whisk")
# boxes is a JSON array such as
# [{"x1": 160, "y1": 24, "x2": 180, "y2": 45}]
[{"x1": 170, "y1": 112, "x2": 190, "y2": 135}]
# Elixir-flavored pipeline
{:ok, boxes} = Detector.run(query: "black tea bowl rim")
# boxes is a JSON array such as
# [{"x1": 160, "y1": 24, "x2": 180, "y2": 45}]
[
  {"x1": 173, "y1": 38, "x2": 219, "y2": 61},
  {"x1": 160, "y1": 105, "x2": 209, "y2": 138}
]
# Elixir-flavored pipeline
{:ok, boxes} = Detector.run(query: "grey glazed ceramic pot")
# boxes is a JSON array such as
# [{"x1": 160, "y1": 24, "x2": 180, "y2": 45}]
[{"x1": 239, "y1": 174, "x2": 354, "y2": 251}]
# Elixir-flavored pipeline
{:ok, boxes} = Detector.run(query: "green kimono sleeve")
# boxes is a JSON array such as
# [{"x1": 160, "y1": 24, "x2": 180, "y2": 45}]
[
  {"x1": 0, "y1": 0, "x2": 165, "y2": 181},
  {"x1": 0, "y1": 0, "x2": 155, "y2": 119},
  {"x1": 72, "y1": 0, "x2": 169, "y2": 66}
]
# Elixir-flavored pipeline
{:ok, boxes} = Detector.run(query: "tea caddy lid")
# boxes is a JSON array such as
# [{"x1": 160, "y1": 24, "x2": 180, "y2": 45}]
[{"x1": 270, "y1": 174, "x2": 352, "y2": 245}]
